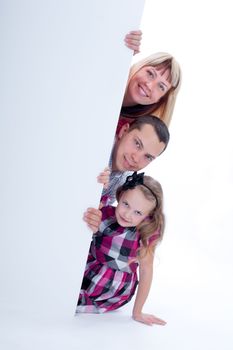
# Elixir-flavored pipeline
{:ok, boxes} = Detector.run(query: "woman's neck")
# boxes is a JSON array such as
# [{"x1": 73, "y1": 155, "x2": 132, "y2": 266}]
[{"x1": 122, "y1": 94, "x2": 135, "y2": 107}]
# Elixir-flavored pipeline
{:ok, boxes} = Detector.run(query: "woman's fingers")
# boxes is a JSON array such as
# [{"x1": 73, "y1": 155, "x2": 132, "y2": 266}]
[{"x1": 124, "y1": 30, "x2": 142, "y2": 54}]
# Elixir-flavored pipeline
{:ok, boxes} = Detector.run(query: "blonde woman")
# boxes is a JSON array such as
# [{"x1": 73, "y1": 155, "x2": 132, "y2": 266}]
[
  {"x1": 121, "y1": 52, "x2": 181, "y2": 127},
  {"x1": 123, "y1": 32, "x2": 181, "y2": 127}
]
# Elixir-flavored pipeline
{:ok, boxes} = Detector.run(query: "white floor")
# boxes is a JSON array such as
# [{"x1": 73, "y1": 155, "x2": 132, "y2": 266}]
[{"x1": 1, "y1": 246, "x2": 233, "y2": 350}]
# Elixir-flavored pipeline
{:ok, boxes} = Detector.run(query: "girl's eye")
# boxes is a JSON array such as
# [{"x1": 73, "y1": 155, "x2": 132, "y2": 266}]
[
  {"x1": 122, "y1": 201, "x2": 129, "y2": 207},
  {"x1": 135, "y1": 210, "x2": 142, "y2": 216},
  {"x1": 134, "y1": 139, "x2": 140, "y2": 148}
]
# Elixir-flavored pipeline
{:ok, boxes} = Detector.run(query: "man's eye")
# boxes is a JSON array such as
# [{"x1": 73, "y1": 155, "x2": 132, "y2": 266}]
[{"x1": 146, "y1": 155, "x2": 153, "y2": 162}]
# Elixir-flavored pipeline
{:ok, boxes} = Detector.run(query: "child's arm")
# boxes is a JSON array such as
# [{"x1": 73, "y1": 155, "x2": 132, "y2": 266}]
[
  {"x1": 124, "y1": 30, "x2": 142, "y2": 55},
  {"x1": 132, "y1": 247, "x2": 166, "y2": 326},
  {"x1": 83, "y1": 208, "x2": 102, "y2": 233}
]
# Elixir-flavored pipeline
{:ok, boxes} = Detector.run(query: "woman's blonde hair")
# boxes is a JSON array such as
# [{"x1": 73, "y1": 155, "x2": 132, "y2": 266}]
[
  {"x1": 121, "y1": 52, "x2": 182, "y2": 127},
  {"x1": 116, "y1": 175, "x2": 165, "y2": 254}
]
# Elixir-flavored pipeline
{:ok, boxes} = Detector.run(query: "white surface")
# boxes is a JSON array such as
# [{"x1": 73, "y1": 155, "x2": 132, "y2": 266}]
[
  {"x1": 139, "y1": 0, "x2": 233, "y2": 349},
  {"x1": 0, "y1": 0, "x2": 145, "y2": 348},
  {"x1": 1, "y1": 0, "x2": 233, "y2": 349}
]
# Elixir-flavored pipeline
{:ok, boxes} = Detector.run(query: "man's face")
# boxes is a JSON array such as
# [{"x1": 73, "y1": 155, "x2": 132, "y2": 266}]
[{"x1": 112, "y1": 124, "x2": 165, "y2": 172}]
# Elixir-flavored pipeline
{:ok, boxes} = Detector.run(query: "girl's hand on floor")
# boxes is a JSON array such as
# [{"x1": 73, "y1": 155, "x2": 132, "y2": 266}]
[{"x1": 132, "y1": 312, "x2": 166, "y2": 326}]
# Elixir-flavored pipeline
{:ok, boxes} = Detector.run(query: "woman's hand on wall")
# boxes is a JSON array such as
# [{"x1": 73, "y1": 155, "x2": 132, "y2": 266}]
[{"x1": 124, "y1": 30, "x2": 142, "y2": 55}]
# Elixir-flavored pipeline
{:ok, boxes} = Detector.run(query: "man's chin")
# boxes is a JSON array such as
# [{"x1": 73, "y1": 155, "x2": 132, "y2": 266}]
[
  {"x1": 117, "y1": 160, "x2": 136, "y2": 172},
  {"x1": 121, "y1": 166, "x2": 134, "y2": 172},
  {"x1": 122, "y1": 162, "x2": 136, "y2": 172}
]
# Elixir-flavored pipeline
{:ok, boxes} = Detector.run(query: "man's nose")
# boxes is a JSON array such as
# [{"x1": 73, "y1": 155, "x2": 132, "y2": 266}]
[{"x1": 131, "y1": 152, "x2": 140, "y2": 164}]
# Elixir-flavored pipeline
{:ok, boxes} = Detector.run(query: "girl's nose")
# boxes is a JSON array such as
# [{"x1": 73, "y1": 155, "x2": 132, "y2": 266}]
[{"x1": 124, "y1": 210, "x2": 131, "y2": 220}]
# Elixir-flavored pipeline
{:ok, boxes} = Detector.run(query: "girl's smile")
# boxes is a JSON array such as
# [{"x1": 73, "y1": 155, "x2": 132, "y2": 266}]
[{"x1": 115, "y1": 187, "x2": 155, "y2": 227}]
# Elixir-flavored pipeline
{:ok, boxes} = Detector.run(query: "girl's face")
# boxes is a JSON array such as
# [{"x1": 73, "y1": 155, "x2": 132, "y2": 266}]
[
  {"x1": 124, "y1": 65, "x2": 172, "y2": 107},
  {"x1": 115, "y1": 187, "x2": 155, "y2": 227}
]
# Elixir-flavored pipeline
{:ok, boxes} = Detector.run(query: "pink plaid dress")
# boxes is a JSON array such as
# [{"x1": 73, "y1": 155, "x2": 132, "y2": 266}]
[{"x1": 76, "y1": 206, "x2": 140, "y2": 313}]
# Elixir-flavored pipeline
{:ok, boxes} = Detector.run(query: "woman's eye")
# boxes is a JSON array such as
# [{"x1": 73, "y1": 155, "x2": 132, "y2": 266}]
[
  {"x1": 147, "y1": 70, "x2": 154, "y2": 78},
  {"x1": 159, "y1": 83, "x2": 165, "y2": 92}
]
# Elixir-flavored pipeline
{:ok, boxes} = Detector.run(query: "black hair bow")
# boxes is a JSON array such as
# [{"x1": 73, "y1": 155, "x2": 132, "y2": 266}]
[{"x1": 122, "y1": 171, "x2": 144, "y2": 191}]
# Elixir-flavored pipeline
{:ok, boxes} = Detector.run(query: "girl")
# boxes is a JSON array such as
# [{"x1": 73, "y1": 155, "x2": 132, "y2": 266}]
[{"x1": 77, "y1": 172, "x2": 166, "y2": 326}]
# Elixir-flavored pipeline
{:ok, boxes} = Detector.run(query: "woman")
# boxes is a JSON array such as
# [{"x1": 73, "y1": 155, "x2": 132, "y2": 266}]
[{"x1": 124, "y1": 31, "x2": 181, "y2": 127}]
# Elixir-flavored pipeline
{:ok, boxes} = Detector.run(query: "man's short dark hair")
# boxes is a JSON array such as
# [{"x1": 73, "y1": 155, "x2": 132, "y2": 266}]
[{"x1": 129, "y1": 115, "x2": 170, "y2": 154}]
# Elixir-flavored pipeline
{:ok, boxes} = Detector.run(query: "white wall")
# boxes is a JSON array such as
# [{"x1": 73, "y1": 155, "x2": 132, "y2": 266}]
[
  {"x1": 0, "y1": 0, "x2": 145, "y2": 347},
  {"x1": 135, "y1": 1, "x2": 233, "y2": 349}
]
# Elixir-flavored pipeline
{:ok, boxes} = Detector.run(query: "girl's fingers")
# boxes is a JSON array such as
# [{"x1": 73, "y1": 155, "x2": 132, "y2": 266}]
[
  {"x1": 133, "y1": 313, "x2": 166, "y2": 326},
  {"x1": 83, "y1": 216, "x2": 100, "y2": 233},
  {"x1": 86, "y1": 207, "x2": 102, "y2": 216},
  {"x1": 151, "y1": 316, "x2": 166, "y2": 325},
  {"x1": 83, "y1": 208, "x2": 102, "y2": 224}
]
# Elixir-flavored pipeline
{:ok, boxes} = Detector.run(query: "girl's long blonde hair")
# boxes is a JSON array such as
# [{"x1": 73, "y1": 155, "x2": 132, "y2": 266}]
[{"x1": 121, "y1": 52, "x2": 182, "y2": 127}]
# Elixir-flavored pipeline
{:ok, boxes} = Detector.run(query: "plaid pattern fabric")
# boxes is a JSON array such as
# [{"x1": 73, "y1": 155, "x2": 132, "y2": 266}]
[
  {"x1": 101, "y1": 154, "x2": 132, "y2": 206},
  {"x1": 76, "y1": 206, "x2": 140, "y2": 314}
]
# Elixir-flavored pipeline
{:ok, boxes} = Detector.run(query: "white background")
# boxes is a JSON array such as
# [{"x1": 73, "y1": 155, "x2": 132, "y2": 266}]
[
  {"x1": 1, "y1": 0, "x2": 233, "y2": 349},
  {"x1": 135, "y1": 0, "x2": 233, "y2": 348}
]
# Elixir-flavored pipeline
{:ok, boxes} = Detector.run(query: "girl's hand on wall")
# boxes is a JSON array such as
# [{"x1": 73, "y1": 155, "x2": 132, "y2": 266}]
[
  {"x1": 124, "y1": 30, "x2": 142, "y2": 55},
  {"x1": 132, "y1": 313, "x2": 166, "y2": 326},
  {"x1": 83, "y1": 208, "x2": 102, "y2": 233},
  {"x1": 97, "y1": 167, "x2": 111, "y2": 189}
]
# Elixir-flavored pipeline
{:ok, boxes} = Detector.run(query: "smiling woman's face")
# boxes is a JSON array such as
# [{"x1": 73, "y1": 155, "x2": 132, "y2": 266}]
[{"x1": 123, "y1": 65, "x2": 172, "y2": 107}]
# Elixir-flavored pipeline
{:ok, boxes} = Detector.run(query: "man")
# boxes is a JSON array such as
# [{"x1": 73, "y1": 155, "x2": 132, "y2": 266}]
[{"x1": 84, "y1": 115, "x2": 169, "y2": 231}]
